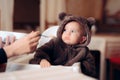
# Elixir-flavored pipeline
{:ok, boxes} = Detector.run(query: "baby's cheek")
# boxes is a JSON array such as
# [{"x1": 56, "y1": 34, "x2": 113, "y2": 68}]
[{"x1": 61, "y1": 35, "x2": 65, "y2": 40}]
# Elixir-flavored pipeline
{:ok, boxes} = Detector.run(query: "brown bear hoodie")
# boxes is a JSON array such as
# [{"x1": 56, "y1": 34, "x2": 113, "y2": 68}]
[{"x1": 29, "y1": 12, "x2": 97, "y2": 77}]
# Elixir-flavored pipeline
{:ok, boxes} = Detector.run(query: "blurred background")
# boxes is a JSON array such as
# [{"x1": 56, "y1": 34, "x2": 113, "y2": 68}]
[{"x1": 0, "y1": 0, "x2": 120, "y2": 33}]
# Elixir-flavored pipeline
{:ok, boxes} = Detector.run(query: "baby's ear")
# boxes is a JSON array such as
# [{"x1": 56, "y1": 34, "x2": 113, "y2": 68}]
[{"x1": 80, "y1": 36, "x2": 87, "y2": 44}]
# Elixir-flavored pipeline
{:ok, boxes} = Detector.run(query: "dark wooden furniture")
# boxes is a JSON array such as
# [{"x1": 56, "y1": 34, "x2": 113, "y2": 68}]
[
  {"x1": 13, "y1": 0, "x2": 40, "y2": 30},
  {"x1": 109, "y1": 57, "x2": 120, "y2": 80}
]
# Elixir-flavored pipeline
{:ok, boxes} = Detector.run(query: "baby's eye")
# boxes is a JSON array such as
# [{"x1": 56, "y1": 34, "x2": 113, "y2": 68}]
[{"x1": 71, "y1": 30, "x2": 77, "y2": 33}]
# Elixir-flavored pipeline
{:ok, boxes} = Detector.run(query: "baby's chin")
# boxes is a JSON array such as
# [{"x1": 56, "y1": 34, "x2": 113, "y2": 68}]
[{"x1": 64, "y1": 41, "x2": 79, "y2": 46}]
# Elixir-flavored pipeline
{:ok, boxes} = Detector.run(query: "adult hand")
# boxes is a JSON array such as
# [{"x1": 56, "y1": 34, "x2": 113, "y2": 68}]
[{"x1": 3, "y1": 31, "x2": 40, "y2": 58}]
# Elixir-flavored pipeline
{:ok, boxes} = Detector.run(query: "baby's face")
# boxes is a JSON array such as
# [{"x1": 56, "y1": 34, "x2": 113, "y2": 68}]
[{"x1": 62, "y1": 21, "x2": 84, "y2": 45}]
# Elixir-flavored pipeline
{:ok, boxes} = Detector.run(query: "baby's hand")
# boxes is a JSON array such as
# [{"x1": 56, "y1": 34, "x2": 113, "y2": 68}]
[{"x1": 40, "y1": 59, "x2": 51, "y2": 68}]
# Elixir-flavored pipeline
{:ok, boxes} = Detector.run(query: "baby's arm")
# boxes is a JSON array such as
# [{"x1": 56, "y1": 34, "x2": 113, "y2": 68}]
[
  {"x1": 29, "y1": 39, "x2": 55, "y2": 65},
  {"x1": 40, "y1": 59, "x2": 51, "y2": 68}
]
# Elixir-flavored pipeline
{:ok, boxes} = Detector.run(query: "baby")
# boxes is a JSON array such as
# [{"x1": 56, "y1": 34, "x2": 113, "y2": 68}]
[{"x1": 29, "y1": 12, "x2": 96, "y2": 77}]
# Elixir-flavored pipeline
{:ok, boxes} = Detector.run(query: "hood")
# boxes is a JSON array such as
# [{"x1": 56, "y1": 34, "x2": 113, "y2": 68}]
[{"x1": 57, "y1": 12, "x2": 95, "y2": 47}]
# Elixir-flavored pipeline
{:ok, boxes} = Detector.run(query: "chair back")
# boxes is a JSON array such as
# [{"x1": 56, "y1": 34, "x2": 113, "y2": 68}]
[
  {"x1": 90, "y1": 50, "x2": 101, "y2": 79},
  {"x1": 38, "y1": 26, "x2": 59, "y2": 47}
]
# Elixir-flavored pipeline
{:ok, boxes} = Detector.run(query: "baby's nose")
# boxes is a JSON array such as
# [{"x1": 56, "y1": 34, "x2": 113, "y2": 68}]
[{"x1": 66, "y1": 31, "x2": 71, "y2": 35}]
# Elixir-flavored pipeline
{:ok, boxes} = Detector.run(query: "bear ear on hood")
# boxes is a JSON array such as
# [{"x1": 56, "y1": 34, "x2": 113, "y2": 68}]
[
  {"x1": 87, "y1": 17, "x2": 96, "y2": 30},
  {"x1": 58, "y1": 12, "x2": 67, "y2": 21},
  {"x1": 58, "y1": 12, "x2": 73, "y2": 21}
]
